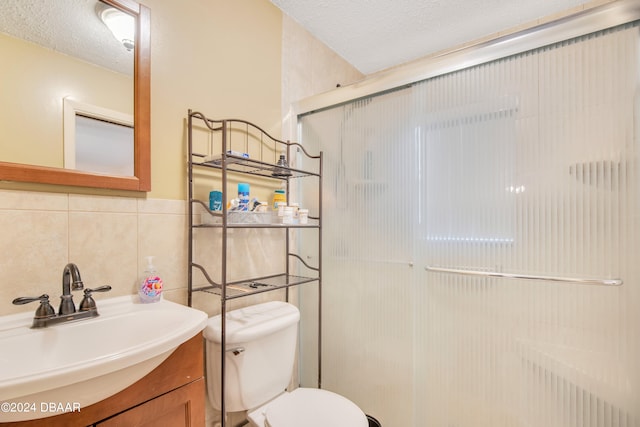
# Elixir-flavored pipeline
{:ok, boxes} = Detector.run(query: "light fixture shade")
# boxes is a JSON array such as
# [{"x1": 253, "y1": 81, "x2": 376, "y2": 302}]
[{"x1": 100, "y1": 7, "x2": 135, "y2": 51}]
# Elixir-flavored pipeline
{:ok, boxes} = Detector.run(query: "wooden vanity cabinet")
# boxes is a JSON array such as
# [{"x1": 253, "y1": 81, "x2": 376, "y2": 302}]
[
  {"x1": 95, "y1": 379, "x2": 204, "y2": 427},
  {"x1": 1, "y1": 333, "x2": 205, "y2": 427}
]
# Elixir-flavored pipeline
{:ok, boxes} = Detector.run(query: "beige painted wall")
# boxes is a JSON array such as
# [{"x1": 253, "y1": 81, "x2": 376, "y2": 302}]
[
  {"x1": 0, "y1": 0, "x2": 284, "y2": 201},
  {"x1": 145, "y1": 0, "x2": 283, "y2": 200},
  {"x1": 0, "y1": 33, "x2": 132, "y2": 168},
  {"x1": 0, "y1": 0, "x2": 363, "y2": 315},
  {"x1": 0, "y1": 0, "x2": 285, "y2": 316},
  {"x1": 0, "y1": 5, "x2": 362, "y2": 421}
]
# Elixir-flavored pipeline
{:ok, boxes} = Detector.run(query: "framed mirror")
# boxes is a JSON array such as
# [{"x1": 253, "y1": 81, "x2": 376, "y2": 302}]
[{"x1": 0, "y1": 0, "x2": 150, "y2": 191}]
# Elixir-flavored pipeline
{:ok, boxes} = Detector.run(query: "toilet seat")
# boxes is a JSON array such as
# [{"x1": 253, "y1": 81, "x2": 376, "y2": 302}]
[{"x1": 248, "y1": 388, "x2": 367, "y2": 427}]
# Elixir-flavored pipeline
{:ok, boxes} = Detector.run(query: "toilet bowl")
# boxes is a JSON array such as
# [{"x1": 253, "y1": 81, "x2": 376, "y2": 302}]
[
  {"x1": 203, "y1": 301, "x2": 367, "y2": 427},
  {"x1": 247, "y1": 388, "x2": 367, "y2": 427}
]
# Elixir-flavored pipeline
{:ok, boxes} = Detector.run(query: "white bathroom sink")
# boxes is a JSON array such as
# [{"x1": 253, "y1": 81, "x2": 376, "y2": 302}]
[{"x1": 0, "y1": 295, "x2": 207, "y2": 422}]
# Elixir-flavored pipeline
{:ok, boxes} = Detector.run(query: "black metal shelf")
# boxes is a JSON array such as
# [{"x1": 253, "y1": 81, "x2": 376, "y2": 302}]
[
  {"x1": 194, "y1": 222, "x2": 320, "y2": 229},
  {"x1": 187, "y1": 110, "x2": 322, "y2": 301},
  {"x1": 191, "y1": 153, "x2": 320, "y2": 180},
  {"x1": 190, "y1": 199, "x2": 320, "y2": 228},
  {"x1": 186, "y1": 110, "x2": 323, "y2": 427},
  {"x1": 192, "y1": 273, "x2": 319, "y2": 300}
]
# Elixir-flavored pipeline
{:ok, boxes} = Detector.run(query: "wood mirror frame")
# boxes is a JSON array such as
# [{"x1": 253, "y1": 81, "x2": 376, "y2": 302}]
[{"x1": 0, "y1": 0, "x2": 151, "y2": 192}]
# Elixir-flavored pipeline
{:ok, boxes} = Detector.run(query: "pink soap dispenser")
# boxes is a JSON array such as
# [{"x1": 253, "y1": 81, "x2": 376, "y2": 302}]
[{"x1": 139, "y1": 256, "x2": 163, "y2": 303}]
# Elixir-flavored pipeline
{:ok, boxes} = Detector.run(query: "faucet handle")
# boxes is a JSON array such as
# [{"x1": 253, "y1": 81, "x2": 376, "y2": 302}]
[
  {"x1": 79, "y1": 285, "x2": 112, "y2": 312},
  {"x1": 12, "y1": 294, "x2": 56, "y2": 319},
  {"x1": 86, "y1": 285, "x2": 112, "y2": 294},
  {"x1": 12, "y1": 294, "x2": 47, "y2": 305}
]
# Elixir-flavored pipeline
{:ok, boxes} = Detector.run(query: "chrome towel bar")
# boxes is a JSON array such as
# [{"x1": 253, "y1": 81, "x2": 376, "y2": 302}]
[{"x1": 425, "y1": 266, "x2": 623, "y2": 286}]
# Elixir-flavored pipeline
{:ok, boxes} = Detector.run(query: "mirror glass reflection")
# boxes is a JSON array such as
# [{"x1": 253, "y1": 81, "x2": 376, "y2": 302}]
[{"x1": 0, "y1": 0, "x2": 134, "y2": 175}]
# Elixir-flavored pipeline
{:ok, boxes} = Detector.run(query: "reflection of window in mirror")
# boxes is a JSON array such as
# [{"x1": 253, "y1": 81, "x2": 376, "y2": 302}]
[{"x1": 63, "y1": 98, "x2": 134, "y2": 176}]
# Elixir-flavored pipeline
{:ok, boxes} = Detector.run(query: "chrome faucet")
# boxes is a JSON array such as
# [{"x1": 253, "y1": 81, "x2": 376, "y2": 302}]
[
  {"x1": 12, "y1": 263, "x2": 111, "y2": 328},
  {"x1": 60, "y1": 263, "x2": 84, "y2": 315}
]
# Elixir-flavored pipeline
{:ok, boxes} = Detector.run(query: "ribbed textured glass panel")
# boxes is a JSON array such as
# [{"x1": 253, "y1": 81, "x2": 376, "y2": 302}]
[
  {"x1": 299, "y1": 89, "x2": 418, "y2": 425},
  {"x1": 299, "y1": 22, "x2": 640, "y2": 427}
]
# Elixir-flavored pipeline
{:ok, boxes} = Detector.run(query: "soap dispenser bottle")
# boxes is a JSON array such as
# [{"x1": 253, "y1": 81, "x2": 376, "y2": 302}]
[{"x1": 139, "y1": 256, "x2": 163, "y2": 303}]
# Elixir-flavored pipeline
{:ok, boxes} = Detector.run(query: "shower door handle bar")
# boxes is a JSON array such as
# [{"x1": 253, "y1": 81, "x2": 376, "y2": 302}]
[{"x1": 425, "y1": 266, "x2": 623, "y2": 286}]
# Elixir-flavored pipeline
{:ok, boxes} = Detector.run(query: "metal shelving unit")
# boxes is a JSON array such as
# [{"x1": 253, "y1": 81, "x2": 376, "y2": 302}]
[{"x1": 186, "y1": 110, "x2": 322, "y2": 427}]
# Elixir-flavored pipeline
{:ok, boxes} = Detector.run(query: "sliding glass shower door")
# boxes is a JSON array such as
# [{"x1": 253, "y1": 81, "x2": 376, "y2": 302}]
[{"x1": 298, "y1": 21, "x2": 640, "y2": 427}]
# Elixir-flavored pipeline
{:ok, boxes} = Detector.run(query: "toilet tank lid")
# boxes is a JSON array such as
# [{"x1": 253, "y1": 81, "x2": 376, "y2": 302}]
[{"x1": 204, "y1": 301, "x2": 300, "y2": 344}]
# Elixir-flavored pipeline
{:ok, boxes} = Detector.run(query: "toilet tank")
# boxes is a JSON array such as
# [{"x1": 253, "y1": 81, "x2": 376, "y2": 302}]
[{"x1": 203, "y1": 301, "x2": 300, "y2": 412}]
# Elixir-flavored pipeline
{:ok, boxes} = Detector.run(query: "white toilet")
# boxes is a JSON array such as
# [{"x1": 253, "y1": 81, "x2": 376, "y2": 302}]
[{"x1": 203, "y1": 301, "x2": 368, "y2": 427}]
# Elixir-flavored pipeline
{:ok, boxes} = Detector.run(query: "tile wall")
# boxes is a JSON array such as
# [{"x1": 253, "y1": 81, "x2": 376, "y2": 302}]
[{"x1": 0, "y1": 190, "x2": 189, "y2": 316}]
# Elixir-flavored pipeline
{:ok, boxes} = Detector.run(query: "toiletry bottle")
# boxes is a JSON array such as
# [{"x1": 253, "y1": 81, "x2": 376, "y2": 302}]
[
  {"x1": 209, "y1": 190, "x2": 223, "y2": 211},
  {"x1": 272, "y1": 153, "x2": 292, "y2": 177},
  {"x1": 139, "y1": 256, "x2": 163, "y2": 303},
  {"x1": 238, "y1": 183, "x2": 250, "y2": 211},
  {"x1": 272, "y1": 189, "x2": 286, "y2": 209}
]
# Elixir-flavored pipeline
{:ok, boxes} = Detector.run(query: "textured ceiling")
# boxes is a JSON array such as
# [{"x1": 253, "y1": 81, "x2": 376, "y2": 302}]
[
  {"x1": 1, "y1": 1, "x2": 596, "y2": 77},
  {"x1": 0, "y1": 0, "x2": 132, "y2": 76},
  {"x1": 270, "y1": 0, "x2": 594, "y2": 74}
]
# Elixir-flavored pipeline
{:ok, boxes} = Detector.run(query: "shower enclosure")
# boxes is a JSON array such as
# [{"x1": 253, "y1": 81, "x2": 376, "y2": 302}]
[{"x1": 296, "y1": 6, "x2": 640, "y2": 427}]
